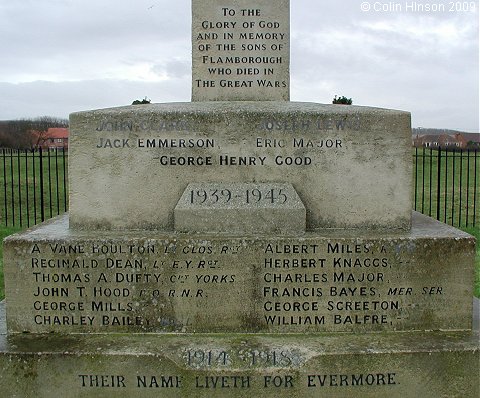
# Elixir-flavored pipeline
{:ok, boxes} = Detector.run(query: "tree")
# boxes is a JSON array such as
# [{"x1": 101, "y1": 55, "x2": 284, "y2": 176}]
[{"x1": 466, "y1": 140, "x2": 479, "y2": 150}]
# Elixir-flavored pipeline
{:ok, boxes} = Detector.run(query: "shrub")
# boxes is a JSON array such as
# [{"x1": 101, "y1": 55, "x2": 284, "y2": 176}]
[
  {"x1": 332, "y1": 95, "x2": 352, "y2": 105},
  {"x1": 132, "y1": 97, "x2": 151, "y2": 105}
]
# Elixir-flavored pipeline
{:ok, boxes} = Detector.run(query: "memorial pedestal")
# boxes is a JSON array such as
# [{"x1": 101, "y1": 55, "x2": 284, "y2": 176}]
[
  {"x1": 2, "y1": 1, "x2": 478, "y2": 396},
  {"x1": 69, "y1": 102, "x2": 412, "y2": 231},
  {"x1": 0, "y1": 306, "x2": 478, "y2": 397},
  {"x1": 3, "y1": 213, "x2": 475, "y2": 335},
  {"x1": 1, "y1": 212, "x2": 479, "y2": 396}
]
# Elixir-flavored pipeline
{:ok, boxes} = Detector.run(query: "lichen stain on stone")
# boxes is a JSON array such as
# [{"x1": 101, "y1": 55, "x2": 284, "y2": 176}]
[{"x1": 420, "y1": 309, "x2": 437, "y2": 327}]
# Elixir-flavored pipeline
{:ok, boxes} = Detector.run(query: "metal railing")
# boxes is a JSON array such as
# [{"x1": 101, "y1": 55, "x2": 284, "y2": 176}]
[
  {"x1": 1, "y1": 148, "x2": 68, "y2": 228},
  {"x1": 413, "y1": 148, "x2": 478, "y2": 228}
]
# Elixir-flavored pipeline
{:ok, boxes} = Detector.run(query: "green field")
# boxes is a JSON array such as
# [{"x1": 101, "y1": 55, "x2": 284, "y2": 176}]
[
  {"x1": 0, "y1": 149, "x2": 68, "y2": 229},
  {"x1": 413, "y1": 149, "x2": 478, "y2": 228}
]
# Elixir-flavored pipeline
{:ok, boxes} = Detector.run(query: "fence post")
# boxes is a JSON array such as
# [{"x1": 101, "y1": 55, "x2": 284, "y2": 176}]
[
  {"x1": 25, "y1": 150, "x2": 30, "y2": 228},
  {"x1": 63, "y1": 148, "x2": 67, "y2": 212},
  {"x1": 32, "y1": 149, "x2": 37, "y2": 224},
  {"x1": 428, "y1": 148, "x2": 433, "y2": 217},
  {"x1": 466, "y1": 150, "x2": 470, "y2": 227},
  {"x1": 414, "y1": 147, "x2": 418, "y2": 211},
  {"x1": 436, "y1": 148, "x2": 441, "y2": 220},
  {"x1": 421, "y1": 147, "x2": 426, "y2": 213},
  {"x1": 2, "y1": 149, "x2": 7, "y2": 226},
  {"x1": 39, "y1": 147, "x2": 45, "y2": 222},
  {"x1": 48, "y1": 149, "x2": 52, "y2": 218},
  {"x1": 10, "y1": 149, "x2": 15, "y2": 226},
  {"x1": 17, "y1": 150, "x2": 22, "y2": 227},
  {"x1": 458, "y1": 149, "x2": 463, "y2": 227},
  {"x1": 451, "y1": 151, "x2": 456, "y2": 226},
  {"x1": 55, "y1": 148, "x2": 60, "y2": 215},
  {"x1": 443, "y1": 150, "x2": 448, "y2": 224},
  {"x1": 474, "y1": 150, "x2": 478, "y2": 227}
]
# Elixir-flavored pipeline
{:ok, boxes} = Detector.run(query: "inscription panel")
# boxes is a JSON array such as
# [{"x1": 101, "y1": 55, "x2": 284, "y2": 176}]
[
  {"x1": 4, "y1": 215, "x2": 474, "y2": 334},
  {"x1": 192, "y1": 0, "x2": 290, "y2": 101},
  {"x1": 2, "y1": 331, "x2": 478, "y2": 397},
  {"x1": 174, "y1": 182, "x2": 306, "y2": 234},
  {"x1": 180, "y1": 183, "x2": 295, "y2": 207},
  {"x1": 69, "y1": 102, "x2": 412, "y2": 230}
]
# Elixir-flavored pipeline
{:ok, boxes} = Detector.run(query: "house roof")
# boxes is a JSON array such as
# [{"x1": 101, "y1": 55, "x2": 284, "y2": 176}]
[
  {"x1": 437, "y1": 134, "x2": 458, "y2": 144},
  {"x1": 415, "y1": 133, "x2": 478, "y2": 144},
  {"x1": 459, "y1": 132, "x2": 480, "y2": 143},
  {"x1": 45, "y1": 127, "x2": 69, "y2": 139},
  {"x1": 417, "y1": 134, "x2": 441, "y2": 142}
]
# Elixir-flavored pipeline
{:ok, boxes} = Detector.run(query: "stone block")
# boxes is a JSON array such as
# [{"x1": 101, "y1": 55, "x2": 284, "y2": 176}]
[
  {"x1": 174, "y1": 182, "x2": 306, "y2": 233},
  {"x1": 192, "y1": 0, "x2": 290, "y2": 101},
  {"x1": 0, "y1": 310, "x2": 478, "y2": 397},
  {"x1": 4, "y1": 213, "x2": 474, "y2": 334},
  {"x1": 69, "y1": 102, "x2": 412, "y2": 231}
]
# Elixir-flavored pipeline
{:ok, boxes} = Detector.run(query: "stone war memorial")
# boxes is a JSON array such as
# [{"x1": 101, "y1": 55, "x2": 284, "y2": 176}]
[{"x1": 1, "y1": 1, "x2": 478, "y2": 396}]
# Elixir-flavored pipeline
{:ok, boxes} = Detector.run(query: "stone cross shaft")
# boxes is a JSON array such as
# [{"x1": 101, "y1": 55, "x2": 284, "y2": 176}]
[{"x1": 192, "y1": 0, "x2": 290, "y2": 101}]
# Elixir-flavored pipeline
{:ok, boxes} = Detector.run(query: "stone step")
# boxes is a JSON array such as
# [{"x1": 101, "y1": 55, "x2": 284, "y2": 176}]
[
  {"x1": 0, "y1": 304, "x2": 478, "y2": 397},
  {"x1": 4, "y1": 212, "x2": 475, "y2": 334}
]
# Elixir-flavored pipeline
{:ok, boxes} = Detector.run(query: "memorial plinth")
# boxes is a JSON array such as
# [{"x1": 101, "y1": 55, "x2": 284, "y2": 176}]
[
  {"x1": 1, "y1": 0, "x2": 478, "y2": 396},
  {"x1": 3, "y1": 213, "x2": 475, "y2": 334},
  {"x1": 1, "y1": 326, "x2": 478, "y2": 397},
  {"x1": 69, "y1": 102, "x2": 412, "y2": 231}
]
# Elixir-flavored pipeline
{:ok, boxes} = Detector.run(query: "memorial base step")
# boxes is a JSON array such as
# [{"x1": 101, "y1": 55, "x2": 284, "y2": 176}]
[{"x1": 0, "y1": 309, "x2": 478, "y2": 398}]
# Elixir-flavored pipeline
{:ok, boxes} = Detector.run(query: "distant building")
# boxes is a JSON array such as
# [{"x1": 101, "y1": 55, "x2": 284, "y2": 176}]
[
  {"x1": 34, "y1": 128, "x2": 69, "y2": 150},
  {"x1": 456, "y1": 132, "x2": 480, "y2": 150},
  {"x1": 413, "y1": 132, "x2": 479, "y2": 150}
]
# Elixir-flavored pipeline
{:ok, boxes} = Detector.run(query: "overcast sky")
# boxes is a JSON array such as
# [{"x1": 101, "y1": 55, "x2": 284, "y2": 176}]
[{"x1": 0, "y1": 0, "x2": 478, "y2": 131}]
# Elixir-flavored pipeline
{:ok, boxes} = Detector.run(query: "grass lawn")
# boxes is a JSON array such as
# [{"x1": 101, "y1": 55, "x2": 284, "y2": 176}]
[
  {"x1": 413, "y1": 149, "x2": 479, "y2": 228},
  {"x1": 0, "y1": 149, "x2": 68, "y2": 229},
  {"x1": 0, "y1": 222, "x2": 479, "y2": 301}
]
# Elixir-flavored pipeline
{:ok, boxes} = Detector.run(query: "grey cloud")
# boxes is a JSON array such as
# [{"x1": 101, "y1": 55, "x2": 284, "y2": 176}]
[{"x1": 0, "y1": 0, "x2": 477, "y2": 131}]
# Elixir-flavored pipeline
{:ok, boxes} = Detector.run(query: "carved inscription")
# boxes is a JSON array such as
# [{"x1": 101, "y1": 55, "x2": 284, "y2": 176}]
[
  {"x1": 77, "y1": 371, "x2": 398, "y2": 390},
  {"x1": 188, "y1": 187, "x2": 289, "y2": 205},
  {"x1": 76, "y1": 339, "x2": 401, "y2": 389},
  {"x1": 192, "y1": 0, "x2": 290, "y2": 100},
  {"x1": 90, "y1": 115, "x2": 363, "y2": 173},
  {"x1": 94, "y1": 116, "x2": 361, "y2": 133},
  {"x1": 11, "y1": 237, "x2": 450, "y2": 333}
]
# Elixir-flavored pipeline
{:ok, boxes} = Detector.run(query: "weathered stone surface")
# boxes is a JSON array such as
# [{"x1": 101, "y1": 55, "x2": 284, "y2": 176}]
[
  {"x1": 4, "y1": 0, "x2": 478, "y2": 395},
  {"x1": 174, "y1": 182, "x2": 306, "y2": 233},
  {"x1": 4, "y1": 213, "x2": 474, "y2": 334},
  {"x1": 192, "y1": 0, "x2": 290, "y2": 101},
  {"x1": 0, "y1": 301, "x2": 478, "y2": 398},
  {"x1": 69, "y1": 102, "x2": 412, "y2": 231}
]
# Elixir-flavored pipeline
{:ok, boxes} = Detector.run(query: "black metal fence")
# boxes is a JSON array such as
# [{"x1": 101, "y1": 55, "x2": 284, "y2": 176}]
[
  {"x1": 413, "y1": 148, "x2": 478, "y2": 228},
  {"x1": 0, "y1": 147, "x2": 478, "y2": 230},
  {"x1": 1, "y1": 148, "x2": 68, "y2": 228}
]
